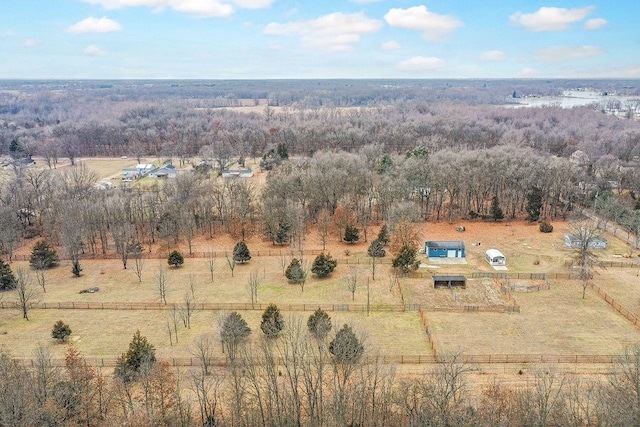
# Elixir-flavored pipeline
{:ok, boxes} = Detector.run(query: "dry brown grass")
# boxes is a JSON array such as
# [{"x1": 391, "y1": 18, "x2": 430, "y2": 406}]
[
  {"x1": 3, "y1": 217, "x2": 640, "y2": 370},
  {"x1": 427, "y1": 280, "x2": 640, "y2": 356}
]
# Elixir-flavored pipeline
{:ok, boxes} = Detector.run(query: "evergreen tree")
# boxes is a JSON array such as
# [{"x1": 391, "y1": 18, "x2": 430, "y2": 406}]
[
  {"x1": 377, "y1": 224, "x2": 391, "y2": 246},
  {"x1": 115, "y1": 330, "x2": 156, "y2": 381},
  {"x1": 285, "y1": 258, "x2": 305, "y2": 283},
  {"x1": 392, "y1": 245, "x2": 418, "y2": 275},
  {"x1": 343, "y1": 224, "x2": 360, "y2": 244},
  {"x1": 307, "y1": 308, "x2": 332, "y2": 340},
  {"x1": 526, "y1": 186, "x2": 544, "y2": 222},
  {"x1": 311, "y1": 253, "x2": 337, "y2": 278},
  {"x1": 376, "y1": 154, "x2": 392, "y2": 174},
  {"x1": 71, "y1": 260, "x2": 82, "y2": 277},
  {"x1": 167, "y1": 250, "x2": 184, "y2": 268},
  {"x1": 260, "y1": 304, "x2": 284, "y2": 339},
  {"x1": 367, "y1": 239, "x2": 386, "y2": 258},
  {"x1": 0, "y1": 259, "x2": 16, "y2": 291},
  {"x1": 276, "y1": 142, "x2": 289, "y2": 159},
  {"x1": 51, "y1": 320, "x2": 72, "y2": 342},
  {"x1": 367, "y1": 239, "x2": 386, "y2": 280},
  {"x1": 329, "y1": 324, "x2": 364, "y2": 365},
  {"x1": 490, "y1": 196, "x2": 504, "y2": 221},
  {"x1": 233, "y1": 241, "x2": 251, "y2": 264},
  {"x1": 220, "y1": 311, "x2": 251, "y2": 361},
  {"x1": 29, "y1": 240, "x2": 59, "y2": 270}
]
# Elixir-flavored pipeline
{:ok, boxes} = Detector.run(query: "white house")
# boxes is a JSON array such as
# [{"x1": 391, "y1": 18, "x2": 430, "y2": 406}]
[
  {"x1": 122, "y1": 164, "x2": 157, "y2": 178},
  {"x1": 564, "y1": 234, "x2": 607, "y2": 249},
  {"x1": 485, "y1": 249, "x2": 506, "y2": 266}
]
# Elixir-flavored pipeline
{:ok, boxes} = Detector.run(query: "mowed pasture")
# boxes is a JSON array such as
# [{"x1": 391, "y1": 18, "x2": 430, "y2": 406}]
[{"x1": 2, "y1": 218, "x2": 640, "y2": 365}]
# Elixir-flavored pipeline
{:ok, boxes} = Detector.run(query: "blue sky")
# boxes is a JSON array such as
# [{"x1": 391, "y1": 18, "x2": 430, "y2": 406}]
[{"x1": 1, "y1": 0, "x2": 639, "y2": 79}]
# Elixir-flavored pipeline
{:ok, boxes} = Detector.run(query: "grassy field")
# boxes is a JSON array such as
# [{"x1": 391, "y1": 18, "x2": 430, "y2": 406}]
[
  {"x1": 2, "y1": 218, "x2": 640, "y2": 368},
  {"x1": 427, "y1": 279, "x2": 640, "y2": 355},
  {"x1": 0, "y1": 308, "x2": 430, "y2": 360}
]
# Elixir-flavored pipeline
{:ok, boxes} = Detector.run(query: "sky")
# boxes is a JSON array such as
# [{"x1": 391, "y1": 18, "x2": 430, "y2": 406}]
[{"x1": 1, "y1": 0, "x2": 639, "y2": 79}]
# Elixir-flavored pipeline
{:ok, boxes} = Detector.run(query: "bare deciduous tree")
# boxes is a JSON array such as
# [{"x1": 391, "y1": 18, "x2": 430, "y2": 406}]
[{"x1": 14, "y1": 268, "x2": 38, "y2": 320}]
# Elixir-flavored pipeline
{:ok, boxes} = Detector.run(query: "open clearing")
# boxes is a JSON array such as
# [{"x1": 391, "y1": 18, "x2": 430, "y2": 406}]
[
  {"x1": 0, "y1": 308, "x2": 430, "y2": 361},
  {"x1": 427, "y1": 280, "x2": 640, "y2": 355},
  {"x1": 2, "y1": 217, "x2": 640, "y2": 372}
]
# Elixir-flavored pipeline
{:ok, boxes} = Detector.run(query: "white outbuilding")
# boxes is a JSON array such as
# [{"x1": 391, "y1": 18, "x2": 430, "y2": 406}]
[{"x1": 485, "y1": 249, "x2": 506, "y2": 266}]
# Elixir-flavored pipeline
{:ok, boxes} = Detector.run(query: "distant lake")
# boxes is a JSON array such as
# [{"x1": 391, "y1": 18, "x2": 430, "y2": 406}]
[{"x1": 509, "y1": 90, "x2": 639, "y2": 109}]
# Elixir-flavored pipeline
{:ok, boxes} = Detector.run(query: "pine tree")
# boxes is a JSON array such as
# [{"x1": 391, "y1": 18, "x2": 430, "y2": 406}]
[
  {"x1": 233, "y1": 241, "x2": 251, "y2": 263},
  {"x1": 167, "y1": 250, "x2": 184, "y2": 267},
  {"x1": 307, "y1": 308, "x2": 332, "y2": 340},
  {"x1": 490, "y1": 196, "x2": 504, "y2": 221},
  {"x1": 285, "y1": 258, "x2": 305, "y2": 283},
  {"x1": 343, "y1": 224, "x2": 360, "y2": 244},
  {"x1": 115, "y1": 330, "x2": 156, "y2": 382},
  {"x1": 392, "y1": 245, "x2": 418, "y2": 276},
  {"x1": 52, "y1": 320, "x2": 72, "y2": 342},
  {"x1": 526, "y1": 186, "x2": 543, "y2": 222},
  {"x1": 0, "y1": 259, "x2": 16, "y2": 291},
  {"x1": 29, "y1": 240, "x2": 59, "y2": 270},
  {"x1": 377, "y1": 224, "x2": 390, "y2": 246},
  {"x1": 311, "y1": 253, "x2": 337, "y2": 278},
  {"x1": 260, "y1": 304, "x2": 284, "y2": 338},
  {"x1": 329, "y1": 324, "x2": 364, "y2": 365},
  {"x1": 220, "y1": 311, "x2": 251, "y2": 361}
]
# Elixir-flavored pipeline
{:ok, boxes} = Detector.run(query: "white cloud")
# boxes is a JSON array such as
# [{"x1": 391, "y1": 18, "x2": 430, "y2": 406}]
[
  {"x1": 516, "y1": 67, "x2": 541, "y2": 77},
  {"x1": 584, "y1": 18, "x2": 607, "y2": 30},
  {"x1": 510, "y1": 6, "x2": 594, "y2": 32},
  {"x1": 22, "y1": 39, "x2": 38, "y2": 47},
  {"x1": 384, "y1": 6, "x2": 463, "y2": 42},
  {"x1": 264, "y1": 12, "x2": 382, "y2": 52},
  {"x1": 396, "y1": 56, "x2": 445, "y2": 71},
  {"x1": 381, "y1": 40, "x2": 401, "y2": 50},
  {"x1": 233, "y1": 0, "x2": 272, "y2": 8},
  {"x1": 68, "y1": 16, "x2": 122, "y2": 33},
  {"x1": 84, "y1": 45, "x2": 107, "y2": 56},
  {"x1": 534, "y1": 45, "x2": 605, "y2": 62},
  {"x1": 480, "y1": 50, "x2": 506, "y2": 61},
  {"x1": 79, "y1": 0, "x2": 273, "y2": 16}
]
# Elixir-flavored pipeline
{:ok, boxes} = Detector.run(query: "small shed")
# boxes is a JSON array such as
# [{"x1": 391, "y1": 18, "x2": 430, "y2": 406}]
[
  {"x1": 485, "y1": 249, "x2": 506, "y2": 266},
  {"x1": 425, "y1": 241, "x2": 465, "y2": 258},
  {"x1": 433, "y1": 275, "x2": 467, "y2": 288},
  {"x1": 564, "y1": 234, "x2": 607, "y2": 249}
]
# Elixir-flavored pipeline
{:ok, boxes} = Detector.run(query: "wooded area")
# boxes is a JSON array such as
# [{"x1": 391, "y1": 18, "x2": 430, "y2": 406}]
[{"x1": 2, "y1": 79, "x2": 640, "y2": 426}]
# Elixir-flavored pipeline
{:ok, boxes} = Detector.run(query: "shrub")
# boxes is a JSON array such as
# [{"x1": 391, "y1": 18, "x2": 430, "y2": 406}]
[
  {"x1": 51, "y1": 320, "x2": 71, "y2": 342},
  {"x1": 539, "y1": 221, "x2": 554, "y2": 233}
]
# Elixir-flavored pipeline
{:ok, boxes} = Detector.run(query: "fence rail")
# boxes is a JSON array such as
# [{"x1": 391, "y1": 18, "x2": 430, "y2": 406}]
[
  {"x1": 0, "y1": 301, "x2": 408, "y2": 312},
  {"x1": 589, "y1": 282, "x2": 640, "y2": 328},
  {"x1": 12, "y1": 353, "x2": 622, "y2": 369},
  {"x1": 565, "y1": 259, "x2": 638, "y2": 268}
]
